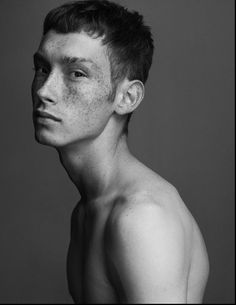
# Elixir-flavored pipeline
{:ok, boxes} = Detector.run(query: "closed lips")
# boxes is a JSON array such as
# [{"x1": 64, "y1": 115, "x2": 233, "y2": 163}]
[{"x1": 34, "y1": 110, "x2": 61, "y2": 121}]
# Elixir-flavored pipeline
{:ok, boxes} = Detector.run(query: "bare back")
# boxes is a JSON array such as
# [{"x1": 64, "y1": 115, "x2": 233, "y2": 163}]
[{"x1": 67, "y1": 160, "x2": 209, "y2": 303}]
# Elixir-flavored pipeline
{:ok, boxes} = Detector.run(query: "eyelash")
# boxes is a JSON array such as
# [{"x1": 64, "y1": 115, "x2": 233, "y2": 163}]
[
  {"x1": 32, "y1": 67, "x2": 87, "y2": 79},
  {"x1": 70, "y1": 71, "x2": 87, "y2": 78},
  {"x1": 32, "y1": 66, "x2": 49, "y2": 74}
]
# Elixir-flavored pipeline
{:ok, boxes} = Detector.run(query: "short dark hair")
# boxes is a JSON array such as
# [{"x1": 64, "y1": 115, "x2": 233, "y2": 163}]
[{"x1": 43, "y1": 0, "x2": 154, "y2": 135}]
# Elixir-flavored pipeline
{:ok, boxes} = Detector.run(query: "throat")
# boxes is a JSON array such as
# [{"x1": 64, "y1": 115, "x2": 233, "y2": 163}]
[{"x1": 57, "y1": 136, "x2": 132, "y2": 202}]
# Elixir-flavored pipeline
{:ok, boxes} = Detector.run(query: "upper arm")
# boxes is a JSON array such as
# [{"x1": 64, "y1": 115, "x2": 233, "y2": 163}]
[{"x1": 107, "y1": 201, "x2": 189, "y2": 303}]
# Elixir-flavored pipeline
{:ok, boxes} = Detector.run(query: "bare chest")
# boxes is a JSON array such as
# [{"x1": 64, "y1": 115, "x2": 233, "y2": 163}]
[{"x1": 66, "y1": 208, "x2": 117, "y2": 303}]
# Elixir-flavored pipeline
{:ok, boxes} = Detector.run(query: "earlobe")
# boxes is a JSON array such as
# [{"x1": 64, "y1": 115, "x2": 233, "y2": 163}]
[{"x1": 115, "y1": 80, "x2": 145, "y2": 115}]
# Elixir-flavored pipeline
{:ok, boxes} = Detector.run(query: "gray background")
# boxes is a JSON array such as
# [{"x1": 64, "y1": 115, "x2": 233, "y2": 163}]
[{"x1": 0, "y1": 0, "x2": 234, "y2": 303}]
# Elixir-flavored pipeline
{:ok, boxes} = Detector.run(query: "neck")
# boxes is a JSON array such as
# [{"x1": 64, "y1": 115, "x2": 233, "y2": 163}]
[{"x1": 57, "y1": 132, "x2": 132, "y2": 203}]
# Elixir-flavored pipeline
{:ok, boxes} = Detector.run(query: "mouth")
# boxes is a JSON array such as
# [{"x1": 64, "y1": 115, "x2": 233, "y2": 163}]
[{"x1": 33, "y1": 110, "x2": 61, "y2": 122}]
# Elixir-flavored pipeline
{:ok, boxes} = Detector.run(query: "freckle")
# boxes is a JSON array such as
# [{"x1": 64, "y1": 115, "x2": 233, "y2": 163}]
[{"x1": 63, "y1": 85, "x2": 79, "y2": 105}]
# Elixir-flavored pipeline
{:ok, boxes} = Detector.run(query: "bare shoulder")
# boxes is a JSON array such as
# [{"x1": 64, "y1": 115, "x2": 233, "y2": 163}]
[
  {"x1": 107, "y1": 178, "x2": 191, "y2": 246},
  {"x1": 105, "y1": 168, "x2": 209, "y2": 302},
  {"x1": 106, "y1": 164, "x2": 192, "y2": 257},
  {"x1": 105, "y1": 177, "x2": 193, "y2": 302},
  {"x1": 108, "y1": 166, "x2": 193, "y2": 236}
]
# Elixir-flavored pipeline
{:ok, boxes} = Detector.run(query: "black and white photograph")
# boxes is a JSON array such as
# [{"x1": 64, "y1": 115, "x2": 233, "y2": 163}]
[{"x1": 0, "y1": 0, "x2": 234, "y2": 303}]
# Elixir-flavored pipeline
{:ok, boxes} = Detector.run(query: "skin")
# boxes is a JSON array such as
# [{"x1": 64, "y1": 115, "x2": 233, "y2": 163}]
[{"x1": 32, "y1": 30, "x2": 209, "y2": 304}]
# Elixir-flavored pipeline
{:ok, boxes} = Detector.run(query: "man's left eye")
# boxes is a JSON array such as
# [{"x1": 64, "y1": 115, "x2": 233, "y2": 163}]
[{"x1": 70, "y1": 71, "x2": 86, "y2": 78}]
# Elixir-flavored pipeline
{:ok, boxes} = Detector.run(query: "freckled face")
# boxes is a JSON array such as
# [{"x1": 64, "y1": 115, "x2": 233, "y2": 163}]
[{"x1": 31, "y1": 30, "x2": 114, "y2": 148}]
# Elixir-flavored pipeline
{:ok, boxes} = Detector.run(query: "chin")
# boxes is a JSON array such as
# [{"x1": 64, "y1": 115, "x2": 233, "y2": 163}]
[
  {"x1": 34, "y1": 124, "x2": 96, "y2": 149},
  {"x1": 34, "y1": 129, "x2": 82, "y2": 150},
  {"x1": 34, "y1": 130, "x2": 64, "y2": 148}
]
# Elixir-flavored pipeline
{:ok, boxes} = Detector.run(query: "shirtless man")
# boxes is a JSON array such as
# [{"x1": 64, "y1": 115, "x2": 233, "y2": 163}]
[{"x1": 31, "y1": 0, "x2": 209, "y2": 303}]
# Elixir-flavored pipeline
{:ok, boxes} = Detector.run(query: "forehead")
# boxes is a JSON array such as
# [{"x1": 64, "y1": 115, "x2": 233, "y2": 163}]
[{"x1": 38, "y1": 30, "x2": 110, "y2": 72}]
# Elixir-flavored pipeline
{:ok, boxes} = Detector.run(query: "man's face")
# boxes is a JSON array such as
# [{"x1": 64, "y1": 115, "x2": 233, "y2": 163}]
[{"x1": 32, "y1": 30, "x2": 114, "y2": 148}]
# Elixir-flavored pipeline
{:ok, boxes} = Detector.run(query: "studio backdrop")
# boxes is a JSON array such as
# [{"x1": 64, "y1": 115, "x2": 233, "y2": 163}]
[{"x1": 0, "y1": 0, "x2": 234, "y2": 303}]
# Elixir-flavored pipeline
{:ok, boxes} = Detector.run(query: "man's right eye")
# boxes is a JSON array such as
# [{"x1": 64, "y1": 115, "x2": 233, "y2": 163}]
[{"x1": 33, "y1": 66, "x2": 49, "y2": 75}]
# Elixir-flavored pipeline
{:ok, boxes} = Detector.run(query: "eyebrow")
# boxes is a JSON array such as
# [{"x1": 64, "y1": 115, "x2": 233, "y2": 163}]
[{"x1": 33, "y1": 52, "x2": 100, "y2": 71}]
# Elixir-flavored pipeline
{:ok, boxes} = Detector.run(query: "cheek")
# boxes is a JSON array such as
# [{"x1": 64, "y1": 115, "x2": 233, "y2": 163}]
[
  {"x1": 62, "y1": 83, "x2": 93, "y2": 121},
  {"x1": 62, "y1": 83, "x2": 80, "y2": 107},
  {"x1": 61, "y1": 81, "x2": 113, "y2": 136},
  {"x1": 62, "y1": 82, "x2": 111, "y2": 119}
]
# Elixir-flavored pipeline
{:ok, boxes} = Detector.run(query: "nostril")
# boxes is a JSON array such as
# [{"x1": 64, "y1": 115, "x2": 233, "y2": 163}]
[
  {"x1": 37, "y1": 88, "x2": 55, "y2": 104},
  {"x1": 34, "y1": 72, "x2": 58, "y2": 103}
]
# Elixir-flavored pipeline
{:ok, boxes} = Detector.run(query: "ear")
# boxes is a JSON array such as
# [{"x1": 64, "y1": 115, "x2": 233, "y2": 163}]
[{"x1": 114, "y1": 80, "x2": 145, "y2": 115}]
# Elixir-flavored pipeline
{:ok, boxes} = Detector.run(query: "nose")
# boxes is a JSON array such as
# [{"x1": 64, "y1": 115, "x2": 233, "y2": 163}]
[{"x1": 35, "y1": 71, "x2": 58, "y2": 104}]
